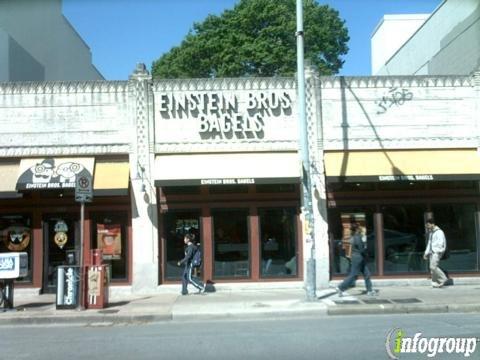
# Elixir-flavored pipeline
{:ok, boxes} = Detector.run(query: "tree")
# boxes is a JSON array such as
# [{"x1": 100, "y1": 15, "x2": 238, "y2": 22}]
[{"x1": 152, "y1": 0, "x2": 349, "y2": 78}]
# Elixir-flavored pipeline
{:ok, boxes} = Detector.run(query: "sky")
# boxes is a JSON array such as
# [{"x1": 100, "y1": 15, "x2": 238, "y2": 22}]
[{"x1": 63, "y1": 0, "x2": 443, "y2": 80}]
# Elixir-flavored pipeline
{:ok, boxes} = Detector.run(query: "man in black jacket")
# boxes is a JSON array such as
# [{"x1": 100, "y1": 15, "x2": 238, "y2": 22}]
[
  {"x1": 336, "y1": 222, "x2": 376, "y2": 297},
  {"x1": 178, "y1": 233, "x2": 205, "y2": 295}
]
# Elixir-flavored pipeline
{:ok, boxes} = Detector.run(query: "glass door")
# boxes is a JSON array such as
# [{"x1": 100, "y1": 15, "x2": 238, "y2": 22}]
[
  {"x1": 212, "y1": 209, "x2": 249, "y2": 279},
  {"x1": 42, "y1": 215, "x2": 79, "y2": 293}
]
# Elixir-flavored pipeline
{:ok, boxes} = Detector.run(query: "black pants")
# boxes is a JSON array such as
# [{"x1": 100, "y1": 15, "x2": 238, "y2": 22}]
[{"x1": 182, "y1": 263, "x2": 204, "y2": 294}]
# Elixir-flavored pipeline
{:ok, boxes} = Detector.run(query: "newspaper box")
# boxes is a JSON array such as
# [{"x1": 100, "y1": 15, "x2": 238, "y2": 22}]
[
  {"x1": 0, "y1": 252, "x2": 28, "y2": 310},
  {"x1": 56, "y1": 265, "x2": 80, "y2": 309},
  {"x1": 86, "y1": 264, "x2": 109, "y2": 309}
]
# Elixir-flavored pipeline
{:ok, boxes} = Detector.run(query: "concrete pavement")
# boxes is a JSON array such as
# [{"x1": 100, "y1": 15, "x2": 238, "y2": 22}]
[{"x1": 1, "y1": 282, "x2": 479, "y2": 326}]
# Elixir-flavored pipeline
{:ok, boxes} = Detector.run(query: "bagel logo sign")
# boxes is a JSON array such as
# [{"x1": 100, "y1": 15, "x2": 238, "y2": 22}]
[{"x1": 16, "y1": 158, "x2": 94, "y2": 191}]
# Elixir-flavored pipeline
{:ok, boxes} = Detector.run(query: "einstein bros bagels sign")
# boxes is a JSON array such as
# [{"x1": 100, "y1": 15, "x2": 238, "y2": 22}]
[
  {"x1": 156, "y1": 88, "x2": 294, "y2": 140},
  {"x1": 16, "y1": 158, "x2": 94, "y2": 191}
]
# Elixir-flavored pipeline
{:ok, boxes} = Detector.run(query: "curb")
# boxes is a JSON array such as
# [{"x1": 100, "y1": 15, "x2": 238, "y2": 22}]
[
  {"x1": 0, "y1": 313, "x2": 173, "y2": 326},
  {"x1": 172, "y1": 307, "x2": 329, "y2": 322},
  {"x1": 326, "y1": 303, "x2": 480, "y2": 316}
]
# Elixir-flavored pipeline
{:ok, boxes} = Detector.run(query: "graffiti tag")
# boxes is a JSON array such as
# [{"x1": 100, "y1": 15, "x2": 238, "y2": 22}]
[{"x1": 376, "y1": 87, "x2": 413, "y2": 115}]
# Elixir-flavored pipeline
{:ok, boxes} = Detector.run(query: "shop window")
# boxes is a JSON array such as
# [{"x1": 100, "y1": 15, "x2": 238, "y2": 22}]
[
  {"x1": 256, "y1": 184, "x2": 295, "y2": 193},
  {"x1": 381, "y1": 204, "x2": 427, "y2": 274},
  {"x1": 431, "y1": 204, "x2": 478, "y2": 271},
  {"x1": 378, "y1": 182, "x2": 427, "y2": 191},
  {"x1": 163, "y1": 211, "x2": 200, "y2": 280},
  {"x1": 91, "y1": 212, "x2": 129, "y2": 281},
  {"x1": 0, "y1": 214, "x2": 33, "y2": 283},
  {"x1": 209, "y1": 185, "x2": 248, "y2": 194},
  {"x1": 327, "y1": 182, "x2": 376, "y2": 192},
  {"x1": 259, "y1": 208, "x2": 297, "y2": 278},
  {"x1": 162, "y1": 186, "x2": 200, "y2": 195},
  {"x1": 428, "y1": 181, "x2": 476, "y2": 190},
  {"x1": 328, "y1": 206, "x2": 377, "y2": 275},
  {"x1": 212, "y1": 209, "x2": 249, "y2": 279}
]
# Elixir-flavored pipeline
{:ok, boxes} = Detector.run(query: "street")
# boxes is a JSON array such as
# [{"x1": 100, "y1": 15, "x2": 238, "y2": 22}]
[{"x1": 1, "y1": 313, "x2": 479, "y2": 360}]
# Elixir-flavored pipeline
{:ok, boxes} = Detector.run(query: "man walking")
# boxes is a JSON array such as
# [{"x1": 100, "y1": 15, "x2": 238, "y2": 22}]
[
  {"x1": 423, "y1": 218, "x2": 448, "y2": 288},
  {"x1": 336, "y1": 222, "x2": 376, "y2": 297},
  {"x1": 178, "y1": 233, "x2": 205, "y2": 295}
]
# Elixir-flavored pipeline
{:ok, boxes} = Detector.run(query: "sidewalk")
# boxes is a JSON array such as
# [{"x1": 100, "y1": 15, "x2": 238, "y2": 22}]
[{"x1": 1, "y1": 283, "x2": 479, "y2": 326}]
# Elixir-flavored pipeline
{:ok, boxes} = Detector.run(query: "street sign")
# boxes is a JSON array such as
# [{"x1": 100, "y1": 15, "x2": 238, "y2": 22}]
[{"x1": 75, "y1": 174, "x2": 93, "y2": 203}]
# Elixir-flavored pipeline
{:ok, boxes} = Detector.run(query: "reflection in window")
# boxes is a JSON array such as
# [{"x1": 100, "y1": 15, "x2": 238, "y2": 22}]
[
  {"x1": 259, "y1": 208, "x2": 297, "y2": 277},
  {"x1": 431, "y1": 204, "x2": 477, "y2": 271},
  {"x1": 382, "y1": 205, "x2": 427, "y2": 274},
  {"x1": 91, "y1": 212, "x2": 129, "y2": 281},
  {"x1": 213, "y1": 209, "x2": 249, "y2": 278},
  {"x1": 0, "y1": 214, "x2": 32, "y2": 283},
  {"x1": 328, "y1": 207, "x2": 376, "y2": 275},
  {"x1": 163, "y1": 211, "x2": 200, "y2": 280}
]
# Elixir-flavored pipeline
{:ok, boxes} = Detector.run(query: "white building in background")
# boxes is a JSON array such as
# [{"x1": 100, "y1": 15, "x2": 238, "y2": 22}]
[
  {"x1": 371, "y1": 14, "x2": 429, "y2": 75},
  {"x1": 0, "y1": 0, "x2": 103, "y2": 81},
  {"x1": 372, "y1": 0, "x2": 480, "y2": 76}
]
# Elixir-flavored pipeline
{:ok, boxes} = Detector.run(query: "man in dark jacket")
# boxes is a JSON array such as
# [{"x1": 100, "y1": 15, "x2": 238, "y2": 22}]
[
  {"x1": 178, "y1": 233, "x2": 205, "y2": 295},
  {"x1": 336, "y1": 222, "x2": 376, "y2": 297}
]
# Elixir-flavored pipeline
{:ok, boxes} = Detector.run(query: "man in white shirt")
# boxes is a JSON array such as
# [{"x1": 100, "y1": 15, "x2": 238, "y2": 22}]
[{"x1": 423, "y1": 218, "x2": 448, "y2": 288}]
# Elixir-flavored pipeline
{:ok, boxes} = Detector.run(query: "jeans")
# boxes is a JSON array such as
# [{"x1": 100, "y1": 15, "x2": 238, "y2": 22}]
[
  {"x1": 182, "y1": 263, "x2": 204, "y2": 294},
  {"x1": 338, "y1": 254, "x2": 372, "y2": 292}
]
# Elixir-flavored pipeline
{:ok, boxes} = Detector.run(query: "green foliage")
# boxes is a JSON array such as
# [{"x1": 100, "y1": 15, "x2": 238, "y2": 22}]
[{"x1": 152, "y1": 0, "x2": 349, "y2": 78}]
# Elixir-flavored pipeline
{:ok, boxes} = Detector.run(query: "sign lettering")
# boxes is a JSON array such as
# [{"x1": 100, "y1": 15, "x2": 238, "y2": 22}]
[
  {"x1": 158, "y1": 90, "x2": 293, "y2": 139},
  {"x1": 378, "y1": 175, "x2": 434, "y2": 181}
]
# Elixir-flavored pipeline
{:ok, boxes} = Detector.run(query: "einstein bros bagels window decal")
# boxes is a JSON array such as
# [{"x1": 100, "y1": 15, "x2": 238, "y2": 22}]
[
  {"x1": 54, "y1": 220, "x2": 69, "y2": 249},
  {"x1": 16, "y1": 158, "x2": 94, "y2": 191}
]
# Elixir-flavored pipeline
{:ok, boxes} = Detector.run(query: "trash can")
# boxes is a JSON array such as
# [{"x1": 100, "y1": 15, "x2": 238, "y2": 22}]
[
  {"x1": 86, "y1": 264, "x2": 109, "y2": 309},
  {"x1": 56, "y1": 265, "x2": 81, "y2": 309}
]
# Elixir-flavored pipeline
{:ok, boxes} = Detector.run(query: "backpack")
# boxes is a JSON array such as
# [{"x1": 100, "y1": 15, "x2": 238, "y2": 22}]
[{"x1": 191, "y1": 246, "x2": 202, "y2": 267}]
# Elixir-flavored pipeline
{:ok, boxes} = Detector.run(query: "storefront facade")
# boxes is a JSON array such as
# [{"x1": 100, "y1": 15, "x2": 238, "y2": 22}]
[
  {"x1": 319, "y1": 74, "x2": 480, "y2": 283},
  {"x1": 152, "y1": 78, "x2": 304, "y2": 285},
  {"x1": 1, "y1": 66, "x2": 479, "y2": 296}
]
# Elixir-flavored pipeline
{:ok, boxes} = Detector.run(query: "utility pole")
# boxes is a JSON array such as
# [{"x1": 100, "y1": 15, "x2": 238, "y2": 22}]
[{"x1": 296, "y1": 0, "x2": 316, "y2": 301}]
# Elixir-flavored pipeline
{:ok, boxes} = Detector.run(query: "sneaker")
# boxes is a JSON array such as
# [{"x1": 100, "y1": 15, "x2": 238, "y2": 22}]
[
  {"x1": 335, "y1": 287, "x2": 344, "y2": 297},
  {"x1": 366, "y1": 290, "x2": 377, "y2": 296},
  {"x1": 198, "y1": 286, "x2": 206, "y2": 294},
  {"x1": 432, "y1": 282, "x2": 445, "y2": 288},
  {"x1": 181, "y1": 291, "x2": 188, "y2": 296}
]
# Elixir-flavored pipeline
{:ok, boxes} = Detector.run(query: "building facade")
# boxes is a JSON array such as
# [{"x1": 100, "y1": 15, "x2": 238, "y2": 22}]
[
  {"x1": 1, "y1": 64, "x2": 479, "y2": 296},
  {"x1": 0, "y1": 0, "x2": 103, "y2": 81},
  {"x1": 373, "y1": 0, "x2": 480, "y2": 76}
]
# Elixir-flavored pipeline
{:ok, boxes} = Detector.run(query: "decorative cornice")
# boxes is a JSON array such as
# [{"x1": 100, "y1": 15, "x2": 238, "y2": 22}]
[
  {"x1": 152, "y1": 77, "x2": 296, "y2": 92},
  {"x1": 319, "y1": 75, "x2": 472, "y2": 89},
  {"x1": 0, "y1": 144, "x2": 131, "y2": 157},
  {"x1": 154, "y1": 140, "x2": 297, "y2": 154},
  {"x1": 0, "y1": 81, "x2": 128, "y2": 95},
  {"x1": 324, "y1": 136, "x2": 478, "y2": 151}
]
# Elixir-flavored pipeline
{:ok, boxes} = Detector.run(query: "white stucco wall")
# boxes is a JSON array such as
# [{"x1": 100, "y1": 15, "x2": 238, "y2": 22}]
[
  {"x1": 0, "y1": 81, "x2": 130, "y2": 156},
  {"x1": 319, "y1": 76, "x2": 477, "y2": 150}
]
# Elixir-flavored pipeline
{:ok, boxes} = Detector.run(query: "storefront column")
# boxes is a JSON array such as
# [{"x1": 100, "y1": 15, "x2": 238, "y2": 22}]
[
  {"x1": 474, "y1": 67, "x2": 480, "y2": 157},
  {"x1": 305, "y1": 66, "x2": 330, "y2": 289},
  {"x1": 201, "y1": 207, "x2": 213, "y2": 282},
  {"x1": 32, "y1": 210, "x2": 43, "y2": 289},
  {"x1": 374, "y1": 212, "x2": 384, "y2": 276},
  {"x1": 249, "y1": 207, "x2": 260, "y2": 280},
  {"x1": 128, "y1": 64, "x2": 158, "y2": 293}
]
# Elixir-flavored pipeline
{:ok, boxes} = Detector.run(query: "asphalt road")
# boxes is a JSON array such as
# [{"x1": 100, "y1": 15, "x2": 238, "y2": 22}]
[{"x1": 1, "y1": 313, "x2": 479, "y2": 360}]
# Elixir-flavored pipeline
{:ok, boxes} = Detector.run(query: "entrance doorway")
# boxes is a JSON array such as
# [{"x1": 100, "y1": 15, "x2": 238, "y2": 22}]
[{"x1": 42, "y1": 215, "x2": 79, "y2": 293}]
